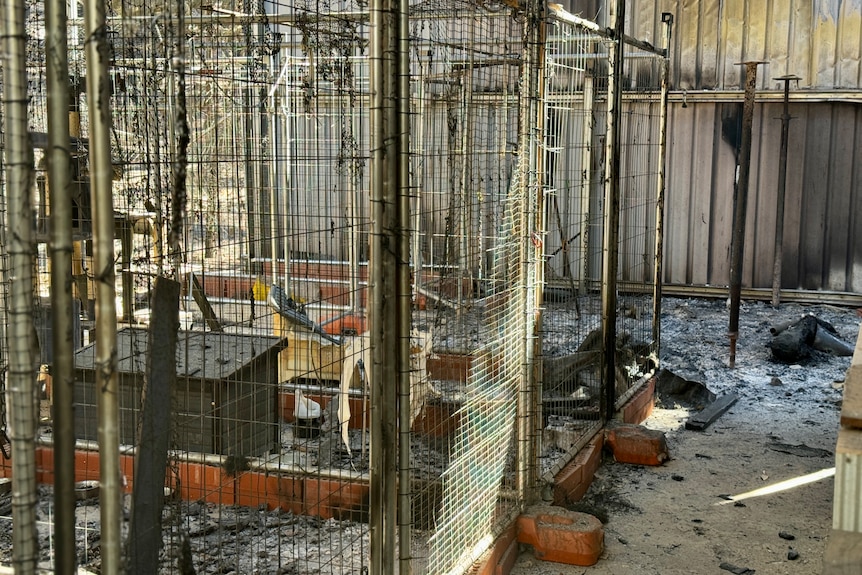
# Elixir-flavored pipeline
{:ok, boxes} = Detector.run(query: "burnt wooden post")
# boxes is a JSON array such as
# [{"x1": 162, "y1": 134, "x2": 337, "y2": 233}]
[
  {"x1": 728, "y1": 61, "x2": 765, "y2": 368},
  {"x1": 127, "y1": 277, "x2": 180, "y2": 575}
]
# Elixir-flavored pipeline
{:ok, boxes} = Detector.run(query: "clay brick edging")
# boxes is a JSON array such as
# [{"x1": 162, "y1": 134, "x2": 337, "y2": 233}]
[
  {"x1": 552, "y1": 433, "x2": 603, "y2": 505},
  {"x1": 470, "y1": 522, "x2": 519, "y2": 575},
  {"x1": 0, "y1": 445, "x2": 369, "y2": 521},
  {"x1": 478, "y1": 375, "x2": 658, "y2": 574},
  {"x1": 620, "y1": 376, "x2": 656, "y2": 424},
  {"x1": 604, "y1": 422, "x2": 670, "y2": 467}
]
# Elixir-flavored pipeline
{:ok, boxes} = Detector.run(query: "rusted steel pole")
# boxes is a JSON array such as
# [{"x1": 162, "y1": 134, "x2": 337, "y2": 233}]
[
  {"x1": 2, "y1": 0, "x2": 39, "y2": 569},
  {"x1": 45, "y1": 0, "x2": 77, "y2": 566},
  {"x1": 728, "y1": 61, "x2": 765, "y2": 368},
  {"x1": 771, "y1": 75, "x2": 799, "y2": 308},
  {"x1": 602, "y1": 0, "x2": 625, "y2": 420},
  {"x1": 653, "y1": 12, "x2": 673, "y2": 354}
]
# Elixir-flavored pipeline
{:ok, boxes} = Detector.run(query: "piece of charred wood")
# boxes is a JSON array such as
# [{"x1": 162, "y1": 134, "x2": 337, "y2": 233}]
[
  {"x1": 685, "y1": 393, "x2": 739, "y2": 431},
  {"x1": 770, "y1": 315, "x2": 818, "y2": 362}
]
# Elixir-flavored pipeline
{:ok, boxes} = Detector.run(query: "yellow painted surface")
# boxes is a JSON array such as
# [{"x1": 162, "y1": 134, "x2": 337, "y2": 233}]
[
  {"x1": 252, "y1": 277, "x2": 270, "y2": 301},
  {"x1": 279, "y1": 332, "x2": 344, "y2": 383}
]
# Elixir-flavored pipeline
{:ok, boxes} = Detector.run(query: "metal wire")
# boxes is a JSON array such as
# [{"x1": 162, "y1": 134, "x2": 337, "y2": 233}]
[{"x1": 0, "y1": 1, "x2": 666, "y2": 572}]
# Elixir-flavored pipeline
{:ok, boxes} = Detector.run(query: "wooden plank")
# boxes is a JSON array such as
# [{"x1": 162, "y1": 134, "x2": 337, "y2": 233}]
[
  {"x1": 833, "y1": 427, "x2": 862, "y2": 532},
  {"x1": 685, "y1": 393, "x2": 738, "y2": 431},
  {"x1": 839, "y1": 329, "x2": 862, "y2": 429},
  {"x1": 822, "y1": 529, "x2": 862, "y2": 575},
  {"x1": 190, "y1": 273, "x2": 223, "y2": 332},
  {"x1": 837, "y1": 424, "x2": 862, "y2": 456}
]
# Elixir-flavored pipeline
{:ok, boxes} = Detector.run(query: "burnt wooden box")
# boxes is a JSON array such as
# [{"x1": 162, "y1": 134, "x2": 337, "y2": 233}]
[{"x1": 74, "y1": 328, "x2": 283, "y2": 457}]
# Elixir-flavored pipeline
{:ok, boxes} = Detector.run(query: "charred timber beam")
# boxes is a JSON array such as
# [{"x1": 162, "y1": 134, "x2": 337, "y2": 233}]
[{"x1": 728, "y1": 61, "x2": 765, "y2": 368}]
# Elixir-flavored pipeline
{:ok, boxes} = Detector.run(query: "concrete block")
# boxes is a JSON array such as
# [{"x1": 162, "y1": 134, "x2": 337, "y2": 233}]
[{"x1": 604, "y1": 423, "x2": 669, "y2": 466}]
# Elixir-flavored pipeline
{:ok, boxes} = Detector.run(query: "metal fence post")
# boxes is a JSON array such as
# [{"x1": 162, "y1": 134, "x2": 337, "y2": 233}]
[
  {"x1": 369, "y1": 0, "x2": 406, "y2": 569},
  {"x1": 653, "y1": 12, "x2": 673, "y2": 357},
  {"x1": 771, "y1": 75, "x2": 800, "y2": 308},
  {"x1": 45, "y1": 0, "x2": 77, "y2": 566},
  {"x1": 601, "y1": 0, "x2": 625, "y2": 420},
  {"x1": 1, "y1": 0, "x2": 39, "y2": 569},
  {"x1": 83, "y1": 0, "x2": 122, "y2": 567}
]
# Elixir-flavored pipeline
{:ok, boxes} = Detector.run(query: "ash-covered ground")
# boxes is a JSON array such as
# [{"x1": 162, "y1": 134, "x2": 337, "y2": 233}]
[
  {"x1": 512, "y1": 296, "x2": 861, "y2": 575},
  {"x1": 1, "y1": 296, "x2": 858, "y2": 574}
]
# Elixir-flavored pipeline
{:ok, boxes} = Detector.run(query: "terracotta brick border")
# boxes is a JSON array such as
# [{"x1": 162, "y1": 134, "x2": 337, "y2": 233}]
[
  {"x1": 0, "y1": 362, "x2": 656, "y2": 574},
  {"x1": 478, "y1": 374, "x2": 657, "y2": 574}
]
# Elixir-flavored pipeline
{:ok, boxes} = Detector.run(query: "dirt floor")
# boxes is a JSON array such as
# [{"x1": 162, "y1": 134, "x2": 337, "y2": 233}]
[{"x1": 511, "y1": 296, "x2": 861, "y2": 575}]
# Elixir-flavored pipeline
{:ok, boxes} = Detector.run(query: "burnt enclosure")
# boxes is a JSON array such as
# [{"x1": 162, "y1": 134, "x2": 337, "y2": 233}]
[{"x1": 74, "y1": 328, "x2": 283, "y2": 457}]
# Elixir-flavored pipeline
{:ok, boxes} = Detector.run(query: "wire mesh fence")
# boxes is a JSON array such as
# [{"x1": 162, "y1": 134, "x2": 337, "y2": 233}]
[
  {"x1": 0, "y1": 0, "x2": 667, "y2": 572},
  {"x1": 409, "y1": 3, "x2": 527, "y2": 572},
  {"x1": 537, "y1": 11, "x2": 664, "y2": 484}
]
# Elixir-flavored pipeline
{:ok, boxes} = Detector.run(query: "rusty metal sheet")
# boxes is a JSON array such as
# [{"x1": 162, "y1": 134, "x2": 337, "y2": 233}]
[
  {"x1": 837, "y1": 0, "x2": 862, "y2": 88},
  {"x1": 699, "y1": 0, "x2": 720, "y2": 89},
  {"x1": 660, "y1": 98, "x2": 862, "y2": 294},
  {"x1": 629, "y1": 0, "x2": 862, "y2": 91},
  {"x1": 790, "y1": 0, "x2": 815, "y2": 88},
  {"x1": 720, "y1": 0, "x2": 746, "y2": 88}
]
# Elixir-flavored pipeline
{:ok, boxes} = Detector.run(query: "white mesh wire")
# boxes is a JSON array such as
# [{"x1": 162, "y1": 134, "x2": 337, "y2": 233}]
[{"x1": 426, "y1": 84, "x2": 537, "y2": 567}]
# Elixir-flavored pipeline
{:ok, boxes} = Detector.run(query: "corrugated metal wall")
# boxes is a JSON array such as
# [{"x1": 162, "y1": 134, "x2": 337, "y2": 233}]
[
  {"x1": 560, "y1": 0, "x2": 862, "y2": 294},
  {"x1": 624, "y1": 0, "x2": 862, "y2": 91},
  {"x1": 664, "y1": 99, "x2": 862, "y2": 293},
  {"x1": 279, "y1": 0, "x2": 861, "y2": 294}
]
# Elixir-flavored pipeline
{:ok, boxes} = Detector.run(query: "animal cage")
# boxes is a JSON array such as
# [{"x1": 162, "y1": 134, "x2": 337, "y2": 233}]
[
  {"x1": 538, "y1": 10, "x2": 666, "y2": 484},
  {"x1": 0, "y1": 0, "x2": 668, "y2": 572}
]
